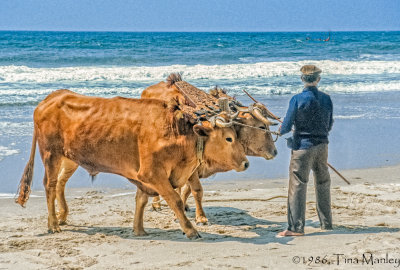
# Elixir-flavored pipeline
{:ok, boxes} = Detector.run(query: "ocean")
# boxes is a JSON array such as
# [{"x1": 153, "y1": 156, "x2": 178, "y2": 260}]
[{"x1": 1, "y1": 31, "x2": 400, "y2": 193}]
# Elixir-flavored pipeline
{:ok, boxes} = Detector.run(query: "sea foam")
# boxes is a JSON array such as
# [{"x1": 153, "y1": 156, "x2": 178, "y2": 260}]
[
  {"x1": 1, "y1": 60, "x2": 399, "y2": 84},
  {"x1": 0, "y1": 145, "x2": 20, "y2": 161},
  {"x1": 0, "y1": 60, "x2": 399, "y2": 106}
]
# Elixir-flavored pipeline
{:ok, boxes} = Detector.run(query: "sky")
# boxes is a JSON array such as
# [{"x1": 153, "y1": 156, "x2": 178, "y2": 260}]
[{"x1": 0, "y1": 0, "x2": 399, "y2": 32}]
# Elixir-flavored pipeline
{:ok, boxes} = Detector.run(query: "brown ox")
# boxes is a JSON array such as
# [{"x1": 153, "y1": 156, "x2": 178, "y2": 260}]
[
  {"x1": 16, "y1": 89, "x2": 249, "y2": 239},
  {"x1": 141, "y1": 74, "x2": 278, "y2": 224}
]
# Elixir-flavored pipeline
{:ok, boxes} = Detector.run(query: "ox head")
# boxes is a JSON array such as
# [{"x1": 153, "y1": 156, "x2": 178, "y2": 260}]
[
  {"x1": 193, "y1": 112, "x2": 249, "y2": 172},
  {"x1": 233, "y1": 103, "x2": 278, "y2": 160}
]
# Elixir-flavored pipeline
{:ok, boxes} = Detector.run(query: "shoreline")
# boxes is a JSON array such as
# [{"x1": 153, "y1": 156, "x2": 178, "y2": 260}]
[
  {"x1": 1, "y1": 162, "x2": 399, "y2": 198},
  {"x1": 2, "y1": 91, "x2": 400, "y2": 193},
  {"x1": 0, "y1": 161, "x2": 400, "y2": 197},
  {"x1": 1, "y1": 164, "x2": 399, "y2": 269}
]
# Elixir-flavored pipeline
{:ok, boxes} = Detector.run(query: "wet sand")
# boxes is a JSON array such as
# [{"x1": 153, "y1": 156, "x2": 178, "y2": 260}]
[{"x1": 1, "y1": 164, "x2": 400, "y2": 269}]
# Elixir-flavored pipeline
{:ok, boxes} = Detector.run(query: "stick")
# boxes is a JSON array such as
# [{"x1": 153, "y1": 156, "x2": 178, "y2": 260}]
[
  {"x1": 242, "y1": 89, "x2": 351, "y2": 185},
  {"x1": 175, "y1": 83, "x2": 197, "y2": 108},
  {"x1": 327, "y1": 163, "x2": 351, "y2": 185},
  {"x1": 243, "y1": 89, "x2": 281, "y2": 122},
  {"x1": 243, "y1": 89, "x2": 258, "y2": 103}
]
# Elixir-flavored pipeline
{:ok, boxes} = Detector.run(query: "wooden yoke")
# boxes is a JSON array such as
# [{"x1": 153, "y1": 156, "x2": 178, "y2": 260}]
[{"x1": 218, "y1": 98, "x2": 230, "y2": 113}]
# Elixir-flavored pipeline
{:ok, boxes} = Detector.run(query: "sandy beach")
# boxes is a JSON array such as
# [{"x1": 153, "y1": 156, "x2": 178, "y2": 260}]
[
  {"x1": 0, "y1": 4, "x2": 399, "y2": 269},
  {"x1": 1, "y1": 164, "x2": 399, "y2": 269}
]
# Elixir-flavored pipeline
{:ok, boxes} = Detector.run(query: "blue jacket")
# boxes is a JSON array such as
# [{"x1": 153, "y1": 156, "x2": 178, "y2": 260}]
[{"x1": 280, "y1": 86, "x2": 333, "y2": 150}]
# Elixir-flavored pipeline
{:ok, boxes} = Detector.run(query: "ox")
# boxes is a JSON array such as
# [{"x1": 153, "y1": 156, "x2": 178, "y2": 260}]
[
  {"x1": 16, "y1": 89, "x2": 249, "y2": 239},
  {"x1": 141, "y1": 74, "x2": 278, "y2": 224}
]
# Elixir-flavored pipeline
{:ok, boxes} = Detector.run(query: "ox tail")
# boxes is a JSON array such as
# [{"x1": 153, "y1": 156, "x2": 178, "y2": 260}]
[{"x1": 16, "y1": 126, "x2": 37, "y2": 207}]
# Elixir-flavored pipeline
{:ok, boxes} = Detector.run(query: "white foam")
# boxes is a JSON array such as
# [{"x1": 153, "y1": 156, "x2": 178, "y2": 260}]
[
  {"x1": 109, "y1": 192, "x2": 136, "y2": 198},
  {"x1": 0, "y1": 193, "x2": 15, "y2": 198},
  {"x1": 1, "y1": 80, "x2": 400, "y2": 107},
  {"x1": 0, "y1": 122, "x2": 33, "y2": 137},
  {"x1": 334, "y1": 114, "x2": 367, "y2": 119},
  {"x1": 220, "y1": 81, "x2": 400, "y2": 95},
  {"x1": 0, "y1": 87, "x2": 143, "y2": 98},
  {"x1": 1, "y1": 61, "x2": 399, "y2": 108},
  {"x1": 0, "y1": 60, "x2": 399, "y2": 84},
  {"x1": 0, "y1": 193, "x2": 42, "y2": 199},
  {"x1": 0, "y1": 145, "x2": 20, "y2": 161}
]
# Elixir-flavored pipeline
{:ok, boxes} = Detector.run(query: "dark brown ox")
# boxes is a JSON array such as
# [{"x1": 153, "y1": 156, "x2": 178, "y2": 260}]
[
  {"x1": 16, "y1": 89, "x2": 248, "y2": 239},
  {"x1": 141, "y1": 74, "x2": 277, "y2": 224}
]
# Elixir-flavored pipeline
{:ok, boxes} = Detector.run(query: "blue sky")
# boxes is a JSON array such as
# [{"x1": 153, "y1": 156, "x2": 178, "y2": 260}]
[{"x1": 1, "y1": 0, "x2": 399, "y2": 32}]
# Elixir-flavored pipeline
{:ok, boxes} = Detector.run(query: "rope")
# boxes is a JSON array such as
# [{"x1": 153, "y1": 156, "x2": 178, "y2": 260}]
[
  {"x1": 203, "y1": 195, "x2": 287, "y2": 203},
  {"x1": 153, "y1": 195, "x2": 288, "y2": 207},
  {"x1": 232, "y1": 121, "x2": 280, "y2": 136}
]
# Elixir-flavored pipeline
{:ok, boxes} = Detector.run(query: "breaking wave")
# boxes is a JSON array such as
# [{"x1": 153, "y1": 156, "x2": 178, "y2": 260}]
[
  {"x1": 1, "y1": 60, "x2": 400, "y2": 83},
  {"x1": 0, "y1": 60, "x2": 399, "y2": 106},
  {"x1": 0, "y1": 145, "x2": 20, "y2": 161}
]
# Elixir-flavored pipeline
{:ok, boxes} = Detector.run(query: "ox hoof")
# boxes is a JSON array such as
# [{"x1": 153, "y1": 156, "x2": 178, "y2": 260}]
[
  {"x1": 57, "y1": 214, "x2": 68, "y2": 226},
  {"x1": 184, "y1": 204, "x2": 190, "y2": 212},
  {"x1": 134, "y1": 230, "x2": 149, "y2": 237},
  {"x1": 58, "y1": 220, "x2": 67, "y2": 226},
  {"x1": 186, "y1": 231, "x2": 202, "y2": 240},
  {"x1": 152, "y1": 203, "x2": 162, "y2": 212},
  {"x1": 48, "y1": 226, "x2": 61, "y2": 234},
  {"x1": 196, "y1": 217, "x2": 208, "y2": 226}
]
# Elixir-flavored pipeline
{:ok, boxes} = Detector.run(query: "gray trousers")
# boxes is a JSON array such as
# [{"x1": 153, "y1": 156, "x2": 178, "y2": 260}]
[{"x1": 287, "y1": 143, "x2": 332, "y2": 233}]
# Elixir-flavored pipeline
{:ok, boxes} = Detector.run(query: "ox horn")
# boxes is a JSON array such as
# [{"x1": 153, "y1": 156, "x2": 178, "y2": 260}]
[
  {"x1": 233, "y1": 104, "x2": 250, "y2": 112},
  {"x1": 230, "y1": 110, "x2": 240, "y2": 119},
  {"x1": 214, "y1": 116, "x2": 233, "y2": 128},
  {"x1": 251, "y1": 107, "x2": 278, "y2": 126}
]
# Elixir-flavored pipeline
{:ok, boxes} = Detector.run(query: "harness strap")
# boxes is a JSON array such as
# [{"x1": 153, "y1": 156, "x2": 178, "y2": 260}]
[
  {"x1": 187, "y1": 136, "x2": 205, "y2": 178},
  {"x1": 196, "y1": 136, "x2": 204, "y2": 162}
]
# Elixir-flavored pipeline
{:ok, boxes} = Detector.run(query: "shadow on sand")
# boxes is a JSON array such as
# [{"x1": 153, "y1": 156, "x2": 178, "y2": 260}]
[{"x1": 38, "y1": 206, "x2": 400, "y2": 245}]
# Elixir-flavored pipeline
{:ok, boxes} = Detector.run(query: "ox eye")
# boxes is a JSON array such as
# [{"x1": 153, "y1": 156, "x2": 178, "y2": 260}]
[
  {"x1": 226, "y1": 137, "x2": 233, "y2": 142},
  {"x1": 259, "y1": 126, "x2": 266, "y2": 130}
]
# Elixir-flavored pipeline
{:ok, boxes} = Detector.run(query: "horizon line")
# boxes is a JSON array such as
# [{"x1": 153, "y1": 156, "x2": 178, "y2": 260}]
[{"x1": 1, "y1": 29, "x2": 399, "y2": 33}]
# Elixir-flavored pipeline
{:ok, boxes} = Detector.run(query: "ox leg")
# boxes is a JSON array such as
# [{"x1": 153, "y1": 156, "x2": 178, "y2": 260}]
[
  {"x1": 43, "y1": 152, "x2": 62, "y2": 233},
  {"x1": 56, "y1": 158, "x2": 78, "y2": 225},
  {"x1": 155, "y1": 183, "x2": 200, "y2": 239},
  {"x1": 151, "y1": 196, "x2": 162, "y2": 211},
  {"x1": 134, "y1": 188, "x2": 149, "y2": 236},
  {"x1": 137, "y1": 158, "x2": 200, "y2": 239},
  {"x1": 181, "y1": 184, "x2": 191, "y2": 212},
  {"x1": 188, "y1": 174, "x2": 208, "y2": 225}
]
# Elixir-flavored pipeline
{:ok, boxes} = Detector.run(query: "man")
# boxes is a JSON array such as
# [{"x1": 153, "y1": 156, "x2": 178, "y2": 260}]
[{"x1": 277, "y1": 65, "x2": 333, "y2": 237}]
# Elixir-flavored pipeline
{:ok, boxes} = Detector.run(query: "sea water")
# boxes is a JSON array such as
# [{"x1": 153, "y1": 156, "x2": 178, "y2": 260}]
[{"x1": 1, "y1": 31, "x2": 399, "y2": 193}]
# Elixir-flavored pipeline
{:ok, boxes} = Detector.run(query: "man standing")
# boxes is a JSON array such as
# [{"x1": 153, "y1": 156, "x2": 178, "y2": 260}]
[{"x1": 278, "y1": 65, "x2": 333, "y2": 237}]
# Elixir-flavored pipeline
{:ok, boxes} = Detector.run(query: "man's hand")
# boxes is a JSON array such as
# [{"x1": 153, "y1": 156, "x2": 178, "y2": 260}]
[{"x1": 278, "y1": 126, "x2": 282, "y2": 136}]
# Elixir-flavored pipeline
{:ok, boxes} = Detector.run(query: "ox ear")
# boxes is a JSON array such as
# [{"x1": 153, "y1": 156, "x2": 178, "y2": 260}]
[{"x1": 193, "y1": 124, "x2": 212, "y2": 137}]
